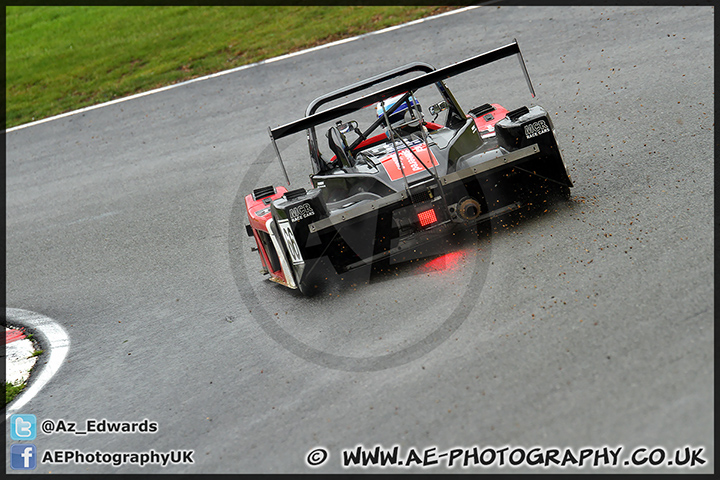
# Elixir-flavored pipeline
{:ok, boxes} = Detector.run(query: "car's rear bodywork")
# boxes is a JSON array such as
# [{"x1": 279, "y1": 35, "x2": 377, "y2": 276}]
[{"x1": 244, "y1": 40, "x2": 572, "y2": 294}]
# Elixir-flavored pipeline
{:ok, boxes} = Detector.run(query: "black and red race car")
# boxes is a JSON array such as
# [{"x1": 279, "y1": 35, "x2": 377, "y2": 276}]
[{"x1": 245, "y1": 40, "x2": 572, "y2": 295}]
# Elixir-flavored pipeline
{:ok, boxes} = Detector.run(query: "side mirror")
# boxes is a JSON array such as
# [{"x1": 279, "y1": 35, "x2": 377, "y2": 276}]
[
  {"x1": 337, "y1": 120, "x2": 359, "y2": 135},
  {"x1": 428, "y1": 101, "x2": 448, "y2": 118}
]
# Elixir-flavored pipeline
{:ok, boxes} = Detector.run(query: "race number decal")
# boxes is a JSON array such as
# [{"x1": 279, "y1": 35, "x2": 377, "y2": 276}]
[
  {"x1": 278, "y1": 219, "x2": 303, "y2": 265},
  {"x1": 524, "y1": 120, "x2": 550, "y2": 139}
]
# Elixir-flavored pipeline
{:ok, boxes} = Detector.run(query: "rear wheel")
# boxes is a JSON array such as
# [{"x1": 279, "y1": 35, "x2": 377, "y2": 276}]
[{"x1": 548, "y1": 183, "x2": 572, "y2": 200}]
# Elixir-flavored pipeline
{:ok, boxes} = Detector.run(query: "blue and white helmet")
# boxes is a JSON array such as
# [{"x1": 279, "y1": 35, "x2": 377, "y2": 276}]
[{"x1": 376, "y1": 93, "x2": 421, "y2": 136}]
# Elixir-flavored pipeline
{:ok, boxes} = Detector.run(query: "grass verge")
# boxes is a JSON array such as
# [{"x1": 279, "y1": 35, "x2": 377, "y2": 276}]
[
  {"x1": 6, "y1": 6, "x2": 460, "y2": 128},
  {"x1": 6, "y1": 381, "x2": 26, "y2": 406}
]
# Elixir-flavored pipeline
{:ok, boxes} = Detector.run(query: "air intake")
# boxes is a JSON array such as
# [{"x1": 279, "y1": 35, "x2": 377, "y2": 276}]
[{"x1": 252, "y1": 185, "x2": 276, "y2": 201}]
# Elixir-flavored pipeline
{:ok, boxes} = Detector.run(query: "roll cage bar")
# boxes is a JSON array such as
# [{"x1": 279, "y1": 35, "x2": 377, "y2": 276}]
[
  {"x1": 268, "y1": 39, "x2": 535, "y2": 183},
  {"x1": 305, "y1": 62, "x2": 436, "y2": 117}
]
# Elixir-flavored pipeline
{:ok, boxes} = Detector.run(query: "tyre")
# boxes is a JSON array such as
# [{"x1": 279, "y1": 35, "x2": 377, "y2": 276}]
[{"x1": 297, "y1": 256, "x2": 334, "y2": 297}]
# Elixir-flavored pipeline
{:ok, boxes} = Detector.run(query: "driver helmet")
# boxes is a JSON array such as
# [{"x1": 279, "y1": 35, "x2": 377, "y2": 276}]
[{"x1": 376, "y1": 93, "x2": 421, "y2": 138}]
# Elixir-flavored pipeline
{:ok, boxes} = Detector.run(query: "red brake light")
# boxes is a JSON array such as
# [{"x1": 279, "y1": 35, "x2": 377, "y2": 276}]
[{"x1": 418, "y1": 208, "x2": 437, "y2": 227}]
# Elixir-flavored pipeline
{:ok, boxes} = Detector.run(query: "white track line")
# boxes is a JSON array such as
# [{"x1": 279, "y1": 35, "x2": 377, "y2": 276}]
[
  {"x1": 5, "y1": 308, "x2": 70, "y2": 418},
  {"x1": 5, "y1": 5, "x2": 479, "y2": 133}
]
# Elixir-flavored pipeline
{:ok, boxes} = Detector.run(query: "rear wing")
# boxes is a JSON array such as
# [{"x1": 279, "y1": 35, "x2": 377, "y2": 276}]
[
  {"x1": 306, "y1": 61, "x2": 436, "y2": 118},
  {"x1": 269, "y1": 39, "x2": 534, "y2": 184}
]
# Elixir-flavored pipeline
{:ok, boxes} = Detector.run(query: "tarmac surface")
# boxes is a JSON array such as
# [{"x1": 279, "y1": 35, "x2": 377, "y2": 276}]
[{"x1": 5, "y1": 5, "x2": 714, "y2": 473}]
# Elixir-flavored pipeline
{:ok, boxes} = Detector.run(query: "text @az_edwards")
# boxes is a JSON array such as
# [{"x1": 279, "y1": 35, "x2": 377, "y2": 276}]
[
  {"x1": 40, "y1": 418, "x2": 158, "y2": 435},
  {"x1": 10, "y1": 415, "x2": 193, "y2": 470}
]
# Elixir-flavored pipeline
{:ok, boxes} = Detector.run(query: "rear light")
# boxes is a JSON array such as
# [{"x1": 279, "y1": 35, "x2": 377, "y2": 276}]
[{"x1": 417, "y1": 208, "x2": 437, "y2": 227}]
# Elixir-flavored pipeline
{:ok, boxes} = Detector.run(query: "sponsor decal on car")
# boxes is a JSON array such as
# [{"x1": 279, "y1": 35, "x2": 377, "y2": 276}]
[
  {"x1": 380, "y1": 142, "x2": 439, "y2": 181},
  {"x1": 524, "y1": 119, "x2": 550, "y2": 139},
  {"x1": 288, "y1": 203, "x2": 315, "y2": 223}
]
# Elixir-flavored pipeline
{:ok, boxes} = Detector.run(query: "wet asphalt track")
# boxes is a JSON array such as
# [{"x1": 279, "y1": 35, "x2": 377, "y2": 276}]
[{"x1": 5, "y1": 5, "x2": 713, "y2": 473}]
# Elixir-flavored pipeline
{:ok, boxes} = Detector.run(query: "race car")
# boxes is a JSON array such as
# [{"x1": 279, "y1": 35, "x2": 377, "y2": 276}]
[{"x1": 244, "y1": 40, "x2": 572, "y2": 295}]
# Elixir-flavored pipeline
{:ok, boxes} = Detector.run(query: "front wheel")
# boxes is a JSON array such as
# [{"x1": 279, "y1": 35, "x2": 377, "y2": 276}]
[{"x1": 297, "y1": 256, "x2": 334, "y2": 297}]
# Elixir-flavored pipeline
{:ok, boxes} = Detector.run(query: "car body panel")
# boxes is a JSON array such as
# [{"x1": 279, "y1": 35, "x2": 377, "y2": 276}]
[{"x1": 243, "y1": 40, "x2": 573, "y2": 293}]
